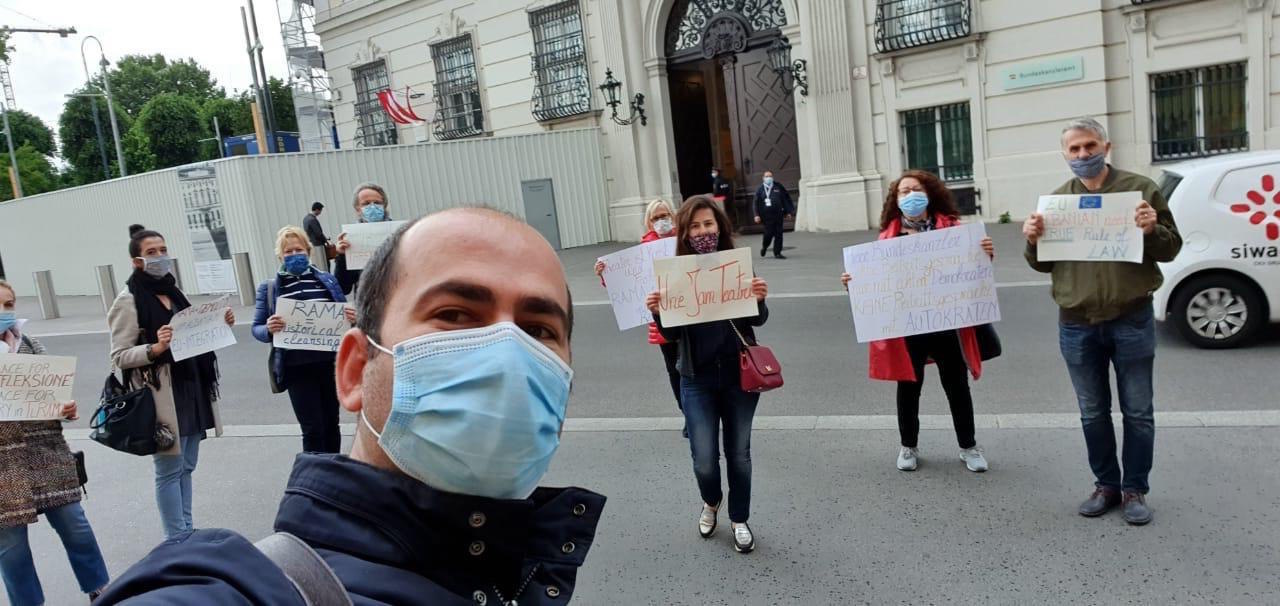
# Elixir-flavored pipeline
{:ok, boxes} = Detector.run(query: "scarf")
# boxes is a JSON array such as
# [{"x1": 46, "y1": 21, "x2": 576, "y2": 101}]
[
  {"x1": 901, "y1": 214, "x2": 935, "y2": 233},
  {"x1": 125, "y1": 269, "x2": 220, "y2": 404}
]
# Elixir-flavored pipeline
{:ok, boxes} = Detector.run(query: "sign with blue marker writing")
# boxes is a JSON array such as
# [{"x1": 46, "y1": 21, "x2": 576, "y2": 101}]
[{"x1": 1036, "y1": 192, "x2": 1143, "y2": 263}]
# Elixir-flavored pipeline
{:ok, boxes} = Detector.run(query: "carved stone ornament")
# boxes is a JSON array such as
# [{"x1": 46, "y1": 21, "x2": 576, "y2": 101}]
[
  {"x1": 434, "y1": 8, "x2": 467, "y2": 41},
  {"x1": 1128, "y1": 12, "x2": 1147, "y2": 33},
  {"x1": 701, "y1": 16, "x2": 749, "y2": 59},
  {"x1": 351, "y1": 37, "x2": 383, "y2": 66}
]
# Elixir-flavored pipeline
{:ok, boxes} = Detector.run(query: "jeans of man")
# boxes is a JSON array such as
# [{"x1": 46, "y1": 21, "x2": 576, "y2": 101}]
[
  {"x1": 154, "y1": 433, "x2": 202, "y2": 538},
  {"x1": 0, "y1": 502, "x2": 110, "y2": 606},
  {"x1": 1059, "y1": 305, "x2": 1156, "y2": 494},
  {"x1": 681, "y1": 358, "x2": 760, "y2": 523}
]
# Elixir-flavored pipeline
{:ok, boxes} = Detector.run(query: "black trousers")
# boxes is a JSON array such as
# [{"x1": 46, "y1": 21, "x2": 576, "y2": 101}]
[
  {"x1": 285, "y1": 361, "x2": 342, "y2": 453},
  {"x1": 659, "y1": 341, "x2": 681, "y2": 410},
  {"x1": 896, "y1": 330, "x2": 977, "y2": 449},
  {"x1": 760, "y1": 217, "x2": 784, "y2": 256}
]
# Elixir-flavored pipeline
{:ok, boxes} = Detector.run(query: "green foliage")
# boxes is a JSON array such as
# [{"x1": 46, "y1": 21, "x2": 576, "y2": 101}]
[
  {"x1": 0, "y1": 144, "x2": 59, "y2": 200},
  {"x1": 123, "y1": 123, "x2": 157, "y2": 173},
  {"x1": 998, "y1": 211, "x2": 1012, "y2": 224},
  {"x1": 267, "y1": 77, "x2": 297, "y2": 133},
  {"x1": 57, "y1": 91, "x2": 133, "y2": 185},
  {"x1": 2, "y1": 109, "x2": 55, "y2": 157},
  {"x1": 104, "y1": 54, "x2": 222, "y2": 119},
  {"x1": 135, "y1": 93, "x2": 205, "y2": 169},
  {"x1": 200, "y1": 96, "x2": 253, "y2": 138}
]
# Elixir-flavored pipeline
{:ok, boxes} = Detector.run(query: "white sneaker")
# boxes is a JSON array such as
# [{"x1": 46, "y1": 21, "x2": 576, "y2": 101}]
[
  {"x1": 698, "y1": 502, "x2": 719, "y2": 538},
  {"x1": 960, "y1": 446, "x2": 988, "y2": 472},
  {"x1": 732, "y1": 522, "x2": 755, "y2": 553},
  {"x1": 896, "y1": 447, "x2": 919, "y2": 471}
]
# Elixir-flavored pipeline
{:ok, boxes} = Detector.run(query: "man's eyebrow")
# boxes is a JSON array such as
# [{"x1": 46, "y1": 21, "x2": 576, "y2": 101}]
[
  {"x1": 518, "y1": 295, "x2": 569, "y2": 328},
  {"x1": 412, "y1": 280, "x2": 496, "y2": 308}
]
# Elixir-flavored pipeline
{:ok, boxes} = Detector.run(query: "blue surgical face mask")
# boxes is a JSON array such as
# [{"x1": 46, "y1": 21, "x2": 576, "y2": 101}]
[
  {"x1": 363, "y1": 322, "x2": 573, "y2": 500},
  {"x1": 0, "y1": 312, "x2": 16, "y2": 333},
  {"x1": 282, "y1": 253, "x2": 310, "y2": 276},
  {"x1": 140, "y1": 255, "x2": 172, "y2": 279},
  {"x1": 361, "y1": 203, "x2": 387, "y2": 223},
  {"x1": 897, "y1": 191, "x2": 930, "y2": 218},
  {"x1": 763, "y1": 177, "x2": 774, "y2": 187},
  {"x1": 1068, "y1": 152, "x2": 1107, "y2": 180}
]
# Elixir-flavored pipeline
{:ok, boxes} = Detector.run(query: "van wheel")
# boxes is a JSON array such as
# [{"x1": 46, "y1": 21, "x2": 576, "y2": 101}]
[{"x1": 1171, "y1": 275, "x2": 1264, "y2": 349}]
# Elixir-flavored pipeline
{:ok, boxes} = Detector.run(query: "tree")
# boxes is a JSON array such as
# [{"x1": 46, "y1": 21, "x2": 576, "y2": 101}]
[
  {"x1": 58, "y1": 90, "x2": 133, "y2": 185},
  {"x1": 200, "y1": 96, "x2": 253, "y2": 138},
  {"x1": 0, "y1": 144, "x2": 59, "y2": 200},
  {"x1": 267, "y1": 77, "x2": 297, "y2": 133},
  {"x1": 2, "y1": 109, "x2": 55, "y2": 157},
  {"x1": 123, "y1": 123, "x2": 157, "y2": 173},
  {"x1": 134, "y1": 93, "x2": 205, "y2": 169},
  {"x1": 105, "y1": 54, "x2": 223, "y2": 119}
]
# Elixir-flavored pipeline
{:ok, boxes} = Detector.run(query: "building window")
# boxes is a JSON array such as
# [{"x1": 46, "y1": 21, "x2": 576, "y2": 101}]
[
  {"x1": 1151, "y1": 62, "x2": 1247, "y2": 161},
  {"x1": 431, "y1": 34, "x2": 484, "y2": 140},
  {"x1": 902, "y1": 102, "x2": 973, "y2": 184},
  {"x1": 352, "y1": 60, "x2": 398, "y2": 147},
  {"x1": 874, "y1": 0, "x2": 971, "y2": 53},
  {"x1": 530, "y1": 1, "x2": 590, "y2": 121}
]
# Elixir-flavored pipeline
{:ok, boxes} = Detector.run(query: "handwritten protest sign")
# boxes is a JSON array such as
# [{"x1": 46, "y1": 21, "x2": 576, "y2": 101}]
[
  {"x1": 169, "y1": 295, "x2": 236, "y2": 362},
  {"x1": 1036, "y1": 192, "x2": 1143, "y2": 263},
  {"x1": 273, "y1": 298, "x2": 349, "y2": 352},
  {"x1": 341, "y1": 221, "x2": 407, "y2": 270},
  {"x1": 843, "y1": 222, "x2": 1001, "y2": 343},
  {"x1": 601, "y1": 238, "x2": 678, "y2": 331},
  {"x1": 0, "y1": 353, "x2": 76, "y2": 421},
  {"x1": 652, "y1": 247, "x2": 758, "y2": 328}
]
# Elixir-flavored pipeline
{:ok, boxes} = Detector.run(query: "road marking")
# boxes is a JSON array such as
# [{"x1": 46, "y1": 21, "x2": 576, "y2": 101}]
[
  {"x1": 573, "y1": 281, "x2": 1051, "y2": 307},
  {"x1": 61, "y1": 410, "x2": 1280, "y2": 440}
]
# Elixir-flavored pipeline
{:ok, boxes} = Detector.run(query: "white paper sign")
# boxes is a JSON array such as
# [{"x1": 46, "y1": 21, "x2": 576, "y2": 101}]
[
  {"x1": 0, "y1": 353, "x2": 76, "y2": 421},
  {"x1": 273, "y1": 298, "x2": 349, "y2": 352},
  {"x1": 195, "y1": 260, "x2": 237, "y2": 294},
  {"x1": 601, "y1": 238, "x2": 678, "y2": 331},
  {"x1": 652, "y1": 247, "x2": 759, "y2": 328},
  {"x1": 169, "y1": 296, "x2": 236, "y2": 362},
  {"x1": 843, "y1": 223, "x2": 1001, "y2": 343},
  {"x1": 341, "y1": 221, "x2": 407, "y2": 270},
  {"x1": 1036, "y1": 192, "x2": 1143, "y2": 263}
]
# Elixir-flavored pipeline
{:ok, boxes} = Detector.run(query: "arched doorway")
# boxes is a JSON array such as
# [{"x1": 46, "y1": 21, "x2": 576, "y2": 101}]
[{"x1": 664, "y1": 0, "x2": 800, "y2": 232}]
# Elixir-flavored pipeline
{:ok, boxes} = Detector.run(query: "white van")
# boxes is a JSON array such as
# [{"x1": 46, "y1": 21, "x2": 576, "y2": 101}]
[{"x1": 1153, "y1": 151, "x2": 1280, "y2": 348}]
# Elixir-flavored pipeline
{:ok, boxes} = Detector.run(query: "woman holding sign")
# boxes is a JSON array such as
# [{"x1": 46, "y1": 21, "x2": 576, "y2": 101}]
[
  {"x1": 595, "y1": 199, "x2": 686, "y2": 436},
  {"x1": 108, "y1": 225, "x2": 233, "y2": 539},
  {"x1": 841, "y1": 171, "x2": 994, "y2": 473},
  {"x1": 253, "y1": 226, "x2": 354, "y2": 454},
  {"x1": 645, "y1": 196, "x2": 770, "y2": 554},
  {"x1": 0, "y1": 281, "x2": 111, "y2": 605}
]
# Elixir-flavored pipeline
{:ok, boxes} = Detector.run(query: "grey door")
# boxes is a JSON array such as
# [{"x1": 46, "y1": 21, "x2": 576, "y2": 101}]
[{"x1": 521, "y1": 179, "x2": 562, "y2": 250}]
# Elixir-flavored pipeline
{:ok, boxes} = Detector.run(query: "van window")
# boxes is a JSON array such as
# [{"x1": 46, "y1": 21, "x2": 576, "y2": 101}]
[{"x1": 1158, "y1": 171, "x2": 1183, "y2": 202}]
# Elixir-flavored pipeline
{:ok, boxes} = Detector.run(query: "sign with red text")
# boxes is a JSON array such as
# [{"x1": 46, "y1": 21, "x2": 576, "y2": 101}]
[
  {"x1": 601, "y1": 238, "x2": 677, "y2": 331},
  {"x1": 1036, "y1": 192, "x2": 1143, "y2": 263},
  {"x1": 0, "y1": 353, "x2": 76, "y2": 421},
  {"x1": 652, "y1": 248, "x2": 759, "y2": 328},
  {"x1": 843, "y1": 223, "x2": 1000, "y2": 342}
]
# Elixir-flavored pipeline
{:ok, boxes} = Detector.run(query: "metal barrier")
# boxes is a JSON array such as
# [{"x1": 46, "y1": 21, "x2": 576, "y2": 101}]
[
  {"x1": 233, "y1": 252, "x2": 255, "y2": 307},
  {"x1": 32, "y1": 270, "x2": 59, "y2": 320},
  {"x1": 95, "y1": 265, "x2": 117, "y2": 313}
]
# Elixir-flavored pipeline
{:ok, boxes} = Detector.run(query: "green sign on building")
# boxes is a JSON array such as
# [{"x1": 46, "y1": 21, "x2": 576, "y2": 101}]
[{"x1": 1000, "y1": 56, "x2": 1084, "y2": 91}]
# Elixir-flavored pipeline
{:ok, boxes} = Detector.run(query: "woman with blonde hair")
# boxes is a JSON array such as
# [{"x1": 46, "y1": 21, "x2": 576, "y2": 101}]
[
  {"x1": 595, "y1": 199, "x2": 685, "y2": 433},
  {"x1": 252, "y1": 226, "x2": 354, "y2": 453}
]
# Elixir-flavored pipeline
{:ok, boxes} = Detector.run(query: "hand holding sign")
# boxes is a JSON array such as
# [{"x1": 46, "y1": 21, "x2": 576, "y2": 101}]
[
  {"x1": 273, "y1": 298, "x2": 349, "y2": 352},
  {"x1": 1035, "y1": 192, "x2": 1144, "y2": 263},
  {"x1": 341, "y1": 221, "x2": 407, "y2": 270},
  {"x1": 0, "y1": 353, "x2": 77, "y2": 421},
  {"x1": 649, "y1": 248, "x2": 761, "y2": 328},
  {"x1": 600, "y1": 238, "x2": 677, "y2": 330},
  {"x1": 169, "y1": 296, "x2": 237, "y2": 362}
]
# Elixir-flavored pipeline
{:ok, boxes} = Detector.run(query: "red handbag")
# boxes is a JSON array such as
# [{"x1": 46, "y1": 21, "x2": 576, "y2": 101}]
[{"x1": 730, "y1": 321, "x2": 783, "y2": 393}]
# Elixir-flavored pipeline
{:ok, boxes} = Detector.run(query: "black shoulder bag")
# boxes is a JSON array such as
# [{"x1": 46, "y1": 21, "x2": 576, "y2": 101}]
[{"x1": 90, "y1": 368, "x2": 163, "y2": 456}]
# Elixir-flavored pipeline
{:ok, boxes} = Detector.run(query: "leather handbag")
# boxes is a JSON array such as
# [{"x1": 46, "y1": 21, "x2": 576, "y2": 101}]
[
  {"x1": 729, "y1": 321, "x2": 783, "y2": 393},
  {"x1": 72, "y1": 450, "x2": 87, "y2": 488},
  {"x1": 324, "y1": 242, "x2": 338, "y2": 261},
  {"x1": 90, "y1": 371, "x2": 161, "y2": 456},
  {"x1": 974, "y1": 323, "x2": 1002, "y2": 361}
]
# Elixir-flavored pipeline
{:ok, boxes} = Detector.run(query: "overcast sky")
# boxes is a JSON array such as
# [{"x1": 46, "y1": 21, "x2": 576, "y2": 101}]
[{"x1": 3, "y1": 0, "x2": 289, "y2": 142}]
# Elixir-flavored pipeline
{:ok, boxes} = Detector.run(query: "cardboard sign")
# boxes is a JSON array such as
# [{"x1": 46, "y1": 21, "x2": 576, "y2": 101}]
[
  {"x1": 0, "y1": 353, "x2": 76, "y2": 421},
  {"x1": 601, "y1": 238, "x2": 678, "y2": 331},
  {"x1": 273, "y1": 298, "x2": 349, "y2": 352},
  {"x1": 843, "y1": 223, "x2": 1001, "y2": 343},
  {"x1": 169, "y1": 296, "x2": 236, "y2": 362},
  {"x1": 341, "y1": 221, "x2": 407, "y2": 270},
  {"x1": 1036, "y1": 192, "x2": 1143, "y2": 263},
  {"x1": 651, "y1": 247, "x2": 759, "y2": 328}
]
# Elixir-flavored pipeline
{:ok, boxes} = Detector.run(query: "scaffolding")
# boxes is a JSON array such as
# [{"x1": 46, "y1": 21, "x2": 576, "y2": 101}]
[
  {"x1": 0, "y1": 63, "x2": 14, "y2": 109},
  {"x1": 276, "y1": 0, "x2": 336, "y2": 151}
]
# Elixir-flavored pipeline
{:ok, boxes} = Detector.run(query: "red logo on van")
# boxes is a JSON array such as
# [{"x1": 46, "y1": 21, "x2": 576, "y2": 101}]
[{"x1": 1231, "y1": 174, "x2": 1280, "y2": 240}]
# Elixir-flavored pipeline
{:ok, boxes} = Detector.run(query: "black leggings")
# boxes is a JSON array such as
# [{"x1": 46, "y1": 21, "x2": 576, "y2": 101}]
[
  {"x1": 659, "y1": 342, "x2": 682, "y2": 411},
  {"x1": 285, "y1": 361, "x2": 342, "y2": 453},
  {"x1": 896, "y1": 330, "x2": 976, "y2": 449}
]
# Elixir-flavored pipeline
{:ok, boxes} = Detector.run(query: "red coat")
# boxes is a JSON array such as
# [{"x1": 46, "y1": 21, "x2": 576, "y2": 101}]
[
  {"x1": 599, "y1": 231, "x2": 670, "y2": 345},
  {"x1": 867, "y1": 215, "x2": 984, "y2": 383}
]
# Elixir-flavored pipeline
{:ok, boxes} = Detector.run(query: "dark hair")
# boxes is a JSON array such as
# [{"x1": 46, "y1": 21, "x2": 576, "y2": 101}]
[
  {"x1": 311, "y1": 202, "x2": 324, "y2": 211},
  {"x1": 674, "y1": 195, "x2": 735, "y2": 256},
  {"x1": 356, "y1": 207, "x2": 574, "y2": 349},
  {"x1": 879, "y1": 170, "x2": 960, "y2": 230},
  {"x1": 127, "y1": 224, "x2": 165, "y2": 258}
]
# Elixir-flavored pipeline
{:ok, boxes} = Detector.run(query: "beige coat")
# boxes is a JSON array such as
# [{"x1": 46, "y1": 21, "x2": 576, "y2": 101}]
[{"x1": 107, "y1": 291, "x2": 223, "y2": 456}]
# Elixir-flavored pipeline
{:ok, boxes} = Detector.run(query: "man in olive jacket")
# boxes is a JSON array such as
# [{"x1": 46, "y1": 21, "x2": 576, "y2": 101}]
[{"x1": 1023, "y1": 118, "x2": 1181, "y2": 526}]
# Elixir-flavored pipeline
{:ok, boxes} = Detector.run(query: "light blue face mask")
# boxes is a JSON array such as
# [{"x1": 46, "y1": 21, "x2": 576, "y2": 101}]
[
  {"x1": 897, "y1": 191, "x2": 930, "y2": 218},
  {"x1": 140, "y1": 255, "x2": 173, "y2": 279},
  {"x1": 0, "y1": 312, "x2": 16, "y2": 333},
  {"x1": 362, "y1": 322, "x2": 573, "y2": 500},
  {"x1": 361, "y1": 203, "x2": 387, "y2": 223},
  {"x1": 763, "y1": 177, "x2": 774, "y2": 187}
]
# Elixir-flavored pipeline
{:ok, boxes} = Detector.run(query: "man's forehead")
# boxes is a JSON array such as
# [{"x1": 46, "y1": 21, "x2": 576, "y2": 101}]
[{"x1": 396, "y1": 211, "x2": 567, "y2": 297}]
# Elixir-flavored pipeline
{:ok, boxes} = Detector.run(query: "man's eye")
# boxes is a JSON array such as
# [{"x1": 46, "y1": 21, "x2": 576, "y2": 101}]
[
  {"x1": 435, "y1": 309, "x2": 476, "y2": 324},
  {"x1": 521, "y1": 324, "x2": 559, "y2": 341}
]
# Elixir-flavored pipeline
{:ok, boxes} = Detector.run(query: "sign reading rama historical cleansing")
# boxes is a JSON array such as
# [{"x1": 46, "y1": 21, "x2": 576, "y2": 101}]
[
  {"x1": 1036, "y1": 191, "x2": 1144, "y2": 263},
  {"x1": 651, "y1": 247, "x2": 759, "y2": 328},
  {"x1": 842, "y1": 223, "x2": 1001, "y2": 343},
  {"x1": 273, "y1": 298, "x2": 349, "y2": 352}
]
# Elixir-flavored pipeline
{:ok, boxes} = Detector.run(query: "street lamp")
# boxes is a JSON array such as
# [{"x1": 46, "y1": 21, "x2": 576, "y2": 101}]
[
  {"x1": 81, "y1": 36, "x2": 127, "y2": 177},
  {"x1": 768, "y1": 38, "x2": 809, "y2": 97},
  {"x1": 597, "y1": 68, "x2": 647, "y2": 127}
]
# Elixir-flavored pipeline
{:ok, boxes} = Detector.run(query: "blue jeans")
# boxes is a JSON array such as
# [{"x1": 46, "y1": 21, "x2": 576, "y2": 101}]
[
  {"x1": 1059, "y1": 306, "x2": 1157, "y2": 494},
  {"x1": 0, "y1": 502, "x2": 110, "y2": 606},
  {"x1": 154, "y1": 433, "x2": 202, "y2": 538},
  {"x1": 681, "y1": 359, "x2": 760, "y2": 523}
]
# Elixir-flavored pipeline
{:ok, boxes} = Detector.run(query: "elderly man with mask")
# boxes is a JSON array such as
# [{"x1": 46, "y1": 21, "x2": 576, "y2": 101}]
[
  {"x1": 96, "y1": 208, "x2": 604, "y2": 605},
  {"x1": 1023, "y1": 117, "x2": 1181, "y2": 526}
]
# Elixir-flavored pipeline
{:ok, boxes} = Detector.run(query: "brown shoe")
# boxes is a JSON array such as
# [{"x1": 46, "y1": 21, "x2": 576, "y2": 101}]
[{"x1": 1078, "y1": 486, "x2": 1121, "y2": 517}]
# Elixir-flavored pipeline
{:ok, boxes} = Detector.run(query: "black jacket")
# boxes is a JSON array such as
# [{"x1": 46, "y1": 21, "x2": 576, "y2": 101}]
[
  {"x1": 96, "y1": 454, "x2": 606, "y2": 605},
  {"x1": 753, "y1": 182, "x2": 795, "y2": 219},
  {"x1": 655, "y1": 300, "x2": 769, "y2": 377},
  {"x1": 303, "y1": 213, "x2": 328, "y2": 246},
  {"x1": 712, "y1": 176, "x2": 732, "y2": 199}
]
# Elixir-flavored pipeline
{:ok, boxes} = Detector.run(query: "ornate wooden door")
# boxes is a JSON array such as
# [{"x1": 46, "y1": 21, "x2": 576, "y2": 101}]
[{"x1": 722, "y1": 47, "x2": 801, "y2": 226}]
